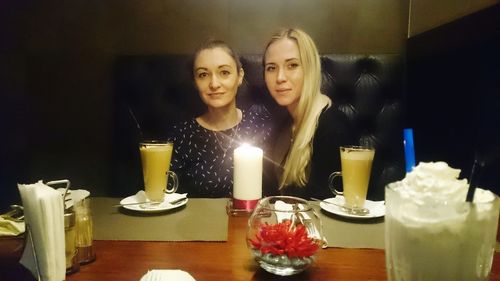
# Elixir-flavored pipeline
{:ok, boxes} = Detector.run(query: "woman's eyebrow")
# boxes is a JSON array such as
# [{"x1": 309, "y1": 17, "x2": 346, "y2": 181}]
[
  {"x1": 265, "y1": 58, "x2": 298, "y2": 65},
  {"x1": 194, "y1": 67, "x2": 208, "y2": 72},
  {"x1": 217, "y1": 64, "x2": 232, "y2": 69},
  {"x1": 195, "y1": 64, "x2": 232, "y2": 71}
]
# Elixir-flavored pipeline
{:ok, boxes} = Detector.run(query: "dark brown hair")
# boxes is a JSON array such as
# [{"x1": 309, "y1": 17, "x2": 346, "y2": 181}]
[{"x1": 192, "y1": 39, "x2": 242, "y2": 75}]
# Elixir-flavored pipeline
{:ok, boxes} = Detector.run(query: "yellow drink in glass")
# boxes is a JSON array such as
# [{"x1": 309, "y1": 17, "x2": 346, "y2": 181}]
[
  {"x1": 340, "y1": 147, "x2": 375, "y2": 209},
  {"x1": 139, "y1": 141, "x2": 174, "y2": 202},
  {"x1": 328, "y1": 146, "x2": 375, "y2": 214}
]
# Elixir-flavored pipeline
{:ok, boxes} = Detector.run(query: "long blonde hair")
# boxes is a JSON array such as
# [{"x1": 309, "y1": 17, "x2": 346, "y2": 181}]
[{"x1": 264, "y1": 28, "x2": 331, "y2": 188}]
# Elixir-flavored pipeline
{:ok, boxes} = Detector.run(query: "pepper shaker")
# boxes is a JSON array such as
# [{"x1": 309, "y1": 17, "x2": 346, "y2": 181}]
[{"x1": 75, "y1": 198, "x2": 96, "y2": 264}]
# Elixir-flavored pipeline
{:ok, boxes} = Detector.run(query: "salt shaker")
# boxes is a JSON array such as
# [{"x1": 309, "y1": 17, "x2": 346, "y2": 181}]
[
  {"x1": 74, "y1": 198, "x2": 96, "y2": 264},
  {"x1": 64, "y1": 209, "x2": 80, "y2": 274}
]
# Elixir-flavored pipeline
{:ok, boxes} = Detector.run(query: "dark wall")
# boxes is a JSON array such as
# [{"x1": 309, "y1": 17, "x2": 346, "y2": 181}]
[
  {"x1": 406, "y1": 4, "x2": 500, "y2": 194},
  {"x1": 0, "y1": 0, "x2": 409, "y2": 211}
]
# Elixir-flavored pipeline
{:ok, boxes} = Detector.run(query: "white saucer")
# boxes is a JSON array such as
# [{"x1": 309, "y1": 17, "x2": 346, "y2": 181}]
[
  {"x1": 120, "y1": 191, "x2": 188, "y2": 213},
  {"x1": 319, "y1": 196, "x2": 385, "y2": 219}
]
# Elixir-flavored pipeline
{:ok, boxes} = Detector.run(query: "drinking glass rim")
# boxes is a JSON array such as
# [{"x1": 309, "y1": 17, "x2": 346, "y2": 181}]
[
  {"x1": 340, "y1": 145, "x2": 374, "y2": 151},
  {"x1": 139, "y1": 140, "x2": 173, "y2": 145}
]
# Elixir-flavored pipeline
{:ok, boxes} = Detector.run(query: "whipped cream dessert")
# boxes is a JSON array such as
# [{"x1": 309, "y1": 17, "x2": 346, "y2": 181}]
[{"x1": 385, "y1": 162, "x2": 499, "y2": 281}]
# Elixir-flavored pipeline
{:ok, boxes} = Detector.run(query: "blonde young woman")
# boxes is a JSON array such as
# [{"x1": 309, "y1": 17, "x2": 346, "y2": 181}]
[
  {"x1": 264, "y1": 28, "x2": 355, "y2": 199},
  {"x1": 170, "y1": 39, "x2": 272, "y2": 198}
]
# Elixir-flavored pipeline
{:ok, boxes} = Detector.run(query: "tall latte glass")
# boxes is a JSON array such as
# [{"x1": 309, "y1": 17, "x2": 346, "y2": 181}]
[
  {"x1": 385, "y1": 162, "x2": 500, "y2": 281},
  {"x1": 139, "y1": 140, "x2": 178, "y2": 203},
  {"x1": 328, "y1": 146, "x2": 375, "y2": 214}
]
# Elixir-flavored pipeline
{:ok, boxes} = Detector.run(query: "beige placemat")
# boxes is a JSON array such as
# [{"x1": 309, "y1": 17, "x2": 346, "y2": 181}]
[
  {"x1": 315, "y1": 205, "x2": 385, "y2": 249},
  {"x1": 91, "y1": 197, "x2": 229, "y2": 241}
]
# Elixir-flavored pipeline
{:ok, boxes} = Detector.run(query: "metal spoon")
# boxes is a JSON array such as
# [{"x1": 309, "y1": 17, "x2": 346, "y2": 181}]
[
  {"x1": 113, "y1": 197, "x2": 187, "y2": 208},
  {"x1": 138, "y1": 197, "x2": 187, "y2": 209},
  {"x1": 310, "y1": 197, "x2": 369, "y2": 215}
]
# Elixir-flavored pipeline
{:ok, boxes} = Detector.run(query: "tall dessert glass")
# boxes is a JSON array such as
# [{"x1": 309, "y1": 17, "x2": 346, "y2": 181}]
[{"x1": 385, "y1": 162, "x2": 500, "y2": 281}]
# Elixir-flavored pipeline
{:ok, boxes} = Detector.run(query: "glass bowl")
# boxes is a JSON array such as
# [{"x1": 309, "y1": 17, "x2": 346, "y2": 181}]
[{"x1": 246, "y1": 196, "x2": 327, "y2": 276}]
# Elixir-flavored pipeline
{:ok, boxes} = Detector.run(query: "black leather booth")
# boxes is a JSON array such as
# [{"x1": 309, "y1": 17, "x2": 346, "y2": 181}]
[{"x1": 111, "y1": 54, "x2": 406, "y2": 200}]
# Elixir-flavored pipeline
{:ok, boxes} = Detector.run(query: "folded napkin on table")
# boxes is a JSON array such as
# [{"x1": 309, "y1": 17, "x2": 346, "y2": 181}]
[
  {"x1": 141, "y1": 269, "x2": 196, "y2": 281},
  {"x1": 56, "y1": 187, "x2": 90, "y2": 208},
  {"x1": 274, "y1": 200, "x2": 311, "y2": 221},
  {"x1": 0, "y1": 216, "x2": 25, "y2": 236},
  {"x1": 18, "y1": 181, "x2": 65, "y2": 281}
]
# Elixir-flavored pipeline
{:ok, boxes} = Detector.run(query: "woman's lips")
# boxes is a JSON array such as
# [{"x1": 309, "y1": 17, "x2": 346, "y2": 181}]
[
  {"x1": 275, "y1": 88, "x2": 291, "y2": 94},
  {"x1": 208, "y1": 92, "x2": 225, "y2": 96}
]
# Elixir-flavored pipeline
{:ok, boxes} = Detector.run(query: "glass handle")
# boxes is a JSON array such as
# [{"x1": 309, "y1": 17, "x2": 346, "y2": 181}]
[
  {"x1": 328, "y1": 172, "x2": 342, "y2": 196},
  {"x1": 165, "y1": 171, "x2": 178, "y2": 194}
]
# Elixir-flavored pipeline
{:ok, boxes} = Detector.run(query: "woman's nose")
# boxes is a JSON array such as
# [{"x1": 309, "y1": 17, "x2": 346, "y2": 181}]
[
  {"x1": 209, "y1": 75, "x2": 221, "y2": 89},
  {"x1": 277, "y1": 68, "x2": 286, "y2": 83}
]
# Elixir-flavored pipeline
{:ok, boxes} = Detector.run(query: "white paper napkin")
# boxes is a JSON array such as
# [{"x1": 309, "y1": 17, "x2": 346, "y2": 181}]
[
  {"x1": 140, "y1": 269, "x2": 196, "y2": 281},
  {"x1": 57, "y1": 188, "x2": 90, "y2": 208},
  {"x1": 18, "y1": 181, "x2": 66, "y2": 281},
  {"x1": 0, "y1": 216, "x2": 25, "y2": 236},
  {"x1": 274, "y1": 200, "x2": 311, "y2": 222}
]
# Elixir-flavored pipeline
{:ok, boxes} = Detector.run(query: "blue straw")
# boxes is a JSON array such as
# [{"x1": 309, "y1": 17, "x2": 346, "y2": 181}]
[{"x1": 403, "y1": 128, "x2": 416, "y2": 172}]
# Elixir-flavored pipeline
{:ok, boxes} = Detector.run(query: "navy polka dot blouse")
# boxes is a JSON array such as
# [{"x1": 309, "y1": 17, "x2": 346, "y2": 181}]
[{"x1": 170, "y1": 107, "x2": 272, "y2": 198}]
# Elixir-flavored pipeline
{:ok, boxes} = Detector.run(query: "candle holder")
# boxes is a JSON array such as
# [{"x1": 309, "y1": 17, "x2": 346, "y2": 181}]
[{"x1": 226, "y1": 198, "x2": 259, "y2": 216}]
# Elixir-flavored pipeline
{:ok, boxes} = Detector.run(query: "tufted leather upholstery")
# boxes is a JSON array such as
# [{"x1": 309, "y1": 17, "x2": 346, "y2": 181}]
[
  {"x1": 321, "y1": 54, "x2": 405, "y2": 200},
  {"x1": 111, "y1": 54, "x2": 405, "y2": 200}
]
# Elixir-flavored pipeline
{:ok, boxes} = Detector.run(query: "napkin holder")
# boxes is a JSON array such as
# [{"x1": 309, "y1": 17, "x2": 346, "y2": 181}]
[
  {"x1": 24, "y1": 208, "x2": 81, "y2": 278},
  {"x1": 24, "y1": 224, "x2": 42, "y2": 281},
  {"x1": 19, "y1": 179, "x2": 71, "y2": 281},
  {"x1": 47, "y1": 179, "x2": 87, "y2": 272},
  {"x1": 64, "y1": 209, "x2": 79, "y2": 274}
]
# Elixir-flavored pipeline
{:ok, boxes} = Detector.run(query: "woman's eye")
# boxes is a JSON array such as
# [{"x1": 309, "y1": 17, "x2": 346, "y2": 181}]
[
  {"x1": 220, "y1": 70, "x2": 231, "y2": 76},
  {"x1": 265, "y1": 65, "x2": 276, "y2": 72},
  {"x1": 288, "y1": 63, "x2": 299, "y2": 69},
  {"x1": 197, "y1": 72, "x2": 208, "y2": 79}
]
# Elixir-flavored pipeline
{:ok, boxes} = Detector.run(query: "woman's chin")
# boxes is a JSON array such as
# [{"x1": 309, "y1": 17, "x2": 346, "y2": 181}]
[
  {"x1": 203, "y1": 96, "x2": 237, "y2": 108},
  {"x1": 273, "y1": 99, "x2": 294, "y2": 108}
]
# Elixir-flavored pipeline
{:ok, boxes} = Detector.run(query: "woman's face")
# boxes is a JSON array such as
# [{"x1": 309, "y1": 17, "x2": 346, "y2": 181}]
[
  {"x1": 264, "y1": 38, "x2": 304, "y2": 111},
  {"x1": 194, "y1": 47, "x2": 243, "y2": 110}
]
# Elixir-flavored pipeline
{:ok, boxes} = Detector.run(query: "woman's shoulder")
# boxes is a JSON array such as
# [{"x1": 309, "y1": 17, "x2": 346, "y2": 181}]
[
  {"x1": 174, "y1": 117, "x2": 207, "y2": 132},
  {"x1": 170, "y1": 118, "x2": 200, "y2": 138},
  {"x1": 317, "y1": 106, "x2": 356, "y2": 144},
  {"x1": 318, "y1": 106, "x2": 352, "y2": 126}
]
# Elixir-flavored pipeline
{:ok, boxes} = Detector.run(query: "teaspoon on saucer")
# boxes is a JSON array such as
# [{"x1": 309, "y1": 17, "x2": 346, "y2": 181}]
[
  {"x1": 113, "y1": 197, "x2": 187, "y2": 208},
  {"x1": 310, "y1": 197, "x2": 370, "y2": 216}
]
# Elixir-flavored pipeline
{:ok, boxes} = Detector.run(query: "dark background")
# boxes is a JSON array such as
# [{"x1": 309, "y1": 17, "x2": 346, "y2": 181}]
[
  {"x1": 0, "y1": 0, "x2": 409, "y2": 211},
  {"x1": 406, "y1": 4, "x2": 500, "y2": 194},
  {"x1": 1, "y1": 1, "x2": 499, "y2": 211}
]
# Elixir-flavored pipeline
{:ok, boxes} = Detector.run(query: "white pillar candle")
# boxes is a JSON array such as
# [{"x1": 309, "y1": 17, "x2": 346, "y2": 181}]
[{"x1": 233, "y1": 144, "x2": 263, "y2": 200}]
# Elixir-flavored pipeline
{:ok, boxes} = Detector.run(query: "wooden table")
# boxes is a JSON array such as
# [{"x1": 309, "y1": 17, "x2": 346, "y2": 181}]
[
  {"x1": 3, "y1": 214, "x2": 500, "y2": 280},
  {"x1": 68, "y1": 215, "x2": 389, "y2": 281}
]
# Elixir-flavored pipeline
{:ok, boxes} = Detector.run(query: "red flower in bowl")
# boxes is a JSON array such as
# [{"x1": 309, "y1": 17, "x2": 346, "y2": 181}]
[{"x1": 249, "y1": 220, "x2": 319, "y2": 258}]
